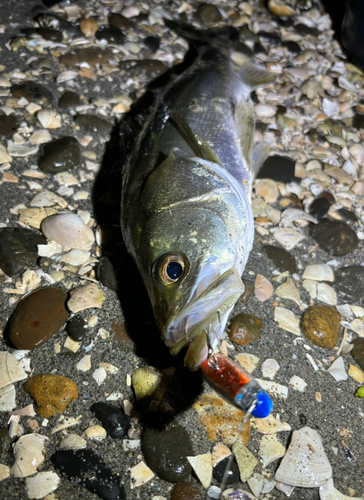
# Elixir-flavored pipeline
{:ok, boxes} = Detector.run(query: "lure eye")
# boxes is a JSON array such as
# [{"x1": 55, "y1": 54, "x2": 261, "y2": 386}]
[{"x1": 159, "y1": 254, "x2": 186, "y2": 285}]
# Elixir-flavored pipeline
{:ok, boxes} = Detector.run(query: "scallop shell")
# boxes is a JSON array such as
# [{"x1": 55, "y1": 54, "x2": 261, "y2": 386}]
[
  {"x1": 37, "y1": 109, "x2": 62, "y2": 129},
  {"x1": 11, "y1": 434, "x2": 48, "y2": 478},
  {"x1": 25, "y1": 471, "x2": 60, "y2": 499},
  {"x1": 61, "y1": 249, "x2": 91, "y2": 266},
  {"x1": 319, "y1": 478, "x2": 361, "y2": 500},
  {"x1": 59, "y1": 433, "x2": 86, "y2": 450},
  {"x1": 235, "y1": 353, "x2": 259, "y2": 373},
  {"x1": 41, "y1": 213, "x2": 95, "y2": 251},
  {"x1": 30, "y1": 190, "x2": 67, "y2": 209},
  {"x1": 0, "y1": 351, "x2": 27, "y2": 389},
  {"x1": 92, "y1": 367, "x2": 107, "y2": 385},
  {"x1": 280, "y1": 208, "x2": 318, "y2": 227},
  {"x1": 275, "y1": 426, "x2": 332, "y2": 487}
]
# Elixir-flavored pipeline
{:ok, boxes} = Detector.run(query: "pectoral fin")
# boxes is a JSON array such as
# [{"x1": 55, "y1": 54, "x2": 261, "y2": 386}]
[
  {"x1": 238, "y1": 61, "x2": 276, "y2": 89},
  {"x1": 252, "y1": 142, "x2": 270, "y2": 178},
  {"x1": 234, "y1": 98, "x2": 254, "y2": 168}
]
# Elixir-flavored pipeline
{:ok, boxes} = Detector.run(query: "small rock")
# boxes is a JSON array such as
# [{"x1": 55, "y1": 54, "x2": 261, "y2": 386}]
[
  {"x1": 0, "y1": 227, "x2": 46, "y2": 277},
  {"x1": 23, "y1": 374, "x2": 78, "y2": 418},
  {"x1": 38, "y1": 136, "x2": 81, "y2": 174},
  {"x1": 97, "y1": 256, "x2": 118, "y2": 291},
  {"x1": 10, "y1": 287, "x2": 69, "y2": 350},
  {"x1": 96, "y1": 26, "x2": 124, "y2": 44},
  {"x1": 0, "y1": 115, "x2": 18, "y2": 138},
  {"x1": 51, "y1": 449, "x2": 126, "y2": 499},
  {"x1": 142, "y1": 419, "x2": 193, "y2": 483},
  {"x1": 108, "y1": 12, "x2": 133, "y2": 30},
  {"x1": 229, "y1": 314, "x2": 263, "y2": 346},
  {"x1": 76, "y1": 114, "x2": 112, "y2": 135},
  {"x1": 194, "y1": 4, "x2": 222, "y2": 27},
  {"x1": 132, "y1": 366, "x2": 164, "y2": 403},
  {"x1": 170, "y1": 482, "x2": 202, "y2": 500},
  {"x1": 213, "y1": 456, "x2": 239, "y2": 485},
  {"x1": 301, "y1": 304, "x2": 341, "y2": 348},
  {"x1": 91, "y1": 402, "x2": 130, "y2": 438},
  {"x1": 60, "y1": 48, "x2": 113, "y2": 67},
  {"x1": 11, "y1": 81, "x2": 52, "y2": 105},
  {"x1": 66, "y1": 315, "x2": 88, "y2": 342},
  {"x1": 0, "y1": 428, "x2": 11, "y2": 462},
  {"x1": 119, "y1": 59, "x2": 167, "y2": 84},
  {"x1": 351, "y1": 338, "x2": 364, "y2": 371},
  {"x1": 310, "y1": 220, "x2": 359, "y2": 256},
  {"x1": 80, "y1": 18, "x2": 99, "y2": 37},
  {"x1": 258, "y1": 156, "x2": 296, "y2": 183},
  {"x1": 263, "y1": 245, "x2": 297, "y2": 273},
  {"x1": 58, "y1": 91, "x2": 81, "y2": 109}
]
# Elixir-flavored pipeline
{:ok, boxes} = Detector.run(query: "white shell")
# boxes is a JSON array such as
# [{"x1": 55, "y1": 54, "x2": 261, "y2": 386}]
[
  {"x1": 130, "y1": 461, "x2": 154, "y2": 489},
  {"x1": 7, "y1": 141, "x2": 38, "y2": 157},
  {"x1": 84, "y1": 425, "x2": 107, "y2": 440},
  {"x1": 0, "y1": 384, "x2": 16, "y2": 411},
  {"x1": 280, "y1": 208, "x2": 318, "y2": 227},
  {"x1": 251, "y1": 413, "x2": 291, "y2": 435},
  {"x1": 261, "y1": 359, "x2": 280, "y2": 380},
  {"x1": 275, "y1": 278, "x2": 300, "y2": 306},
  {"x1": 317, "y1": 283, "x2": 337, "y2": 306},
  {"x1": 275, "y1": 426, "x2": 332, "y2": 487},
  {"x1": 37, "y1": 109, "x2": 62, "y2": 129},
  {"x1": 61, "y1": 249, "x2": 91, "y2": 266},
  {"x1": 328, "y1": 357, "x2": 348, "y2": 381},
  {"x1": 68, "y1": 283, "x2": 105, "y2": 313},
  {"x1": 77, "y1": 355, "x2": 91, "y2": 372},
  {"x1": 0, "y1": 464, "x2": 10, "y2": 481},
  {"x1": 289, "y1": 375, "x2": 307, "y2": 392},
  {"x1": 235, "y1": 353, "x2": 259, "y2": 373},
  {"x1": 59, "y1": 433, "x2": 87, "y2": 450},
  {"x1": 11, "y1": 434, "x2": 48, "y2": 478},
  {"x1": 255, "y1": 179, "x2": 279, "y2": 203},
  {"x1": 274, "y1": 307, "x2": 301, "y2": 335},
  {"x1": 319, "y1": 478, "x2": 361, "y2": 500},
  {"x1": 0, "y1": 351, "x2": 27, "y2": 389},
  {"x1": 256, "y1": 379, "x2": 288, "y2": 399},
  {"x1": 25, "y1": 471, "x2": 60, "y2": 499},
  {"x1": 29, "y1": 129, "x2": 52, "y2": 145},
  {"x1": 302, "y1": 264, "x2": 335, "y2": 282},
  {"x1": 259, "y1": 435, "x2": 285, "y2": 467},
  {"x1": 187, "y1": 453, "x2": 212, "y2": 488},
  {"x1": 273, "y1": 228, "x2": 305, "y2": 250},
  {"x1": 92, "y1": 367, "x2": 107, "y2": 385},
  {"x1": 30, "y1": 190, "x2": 67, "y2": 208},
  {"x1": 41, "y1": 213, "x2": 95, "y2": 251}
]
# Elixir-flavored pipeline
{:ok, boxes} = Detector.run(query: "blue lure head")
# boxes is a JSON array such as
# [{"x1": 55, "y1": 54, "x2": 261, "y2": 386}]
[{"x1": 251, "y1": 390, "x2": 273, "y2": 418}]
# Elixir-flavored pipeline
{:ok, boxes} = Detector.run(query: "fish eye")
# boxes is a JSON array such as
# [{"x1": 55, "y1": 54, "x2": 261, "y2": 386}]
[{"x1": 158, "y1": 254, "x2": 187, "y2": 285}]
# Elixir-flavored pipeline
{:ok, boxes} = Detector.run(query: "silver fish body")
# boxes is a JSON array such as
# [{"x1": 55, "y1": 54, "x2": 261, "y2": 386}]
[{"x1": 121, "y1": 38, "x2": 273, "y2": 369}]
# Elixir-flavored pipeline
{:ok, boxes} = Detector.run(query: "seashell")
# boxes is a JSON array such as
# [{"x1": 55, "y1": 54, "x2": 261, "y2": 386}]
[
  {"x1": 68, "y1": 283, "x2": 105, "y2": 313},
  {"x1": 92, "y1": 367, "x2": 107, "y2": 385},
  {"x1": 211, "y1": 443, "x2": 231, "y2": 467},
  {"x1": 59, "y1": 433, "x2": 87, "y2": 450},
  {"x1": 80, "y1": 17, "x2": 99, "y2": 37},
  {"x1": 132, "y1": 366, "x2": 163, "y2": 402},
  {"x1": 30, "y1": 190, "x2": 67, "y2": 209},
  {"x1": 274, "y1": 306, "x2": 301, "y2": 335},
  {"x1": 256, "y1": 379, "x2": 288, "y2": 399},
  {"x1": 322, "y1": 98, "x2": 338, "y2": 117},
  {"x1": 261, "y1": 359, "x2": 280, "y2": 380},
  {"x1": 11, "y1": 434, "x2": 48, "y2": 478},
  {"x1": 328, "y1": 357, "x2": 348, "y2": 381},
  {"x1": 0, "y1": 144, "x2": 12, "y2": 164},
  {"x1": 7, "y1": 141, "x2": 38, "y2": 157},
  {"x1": 25, "y1": 471, "x2": 60, "y2": 499},
  {"x1": 130, "y1": 461, "x2": 154, "y2": 489},
  {"x1": 99, "y1": 362, "x2": 118, "y2": 374},
  {"x1": 232, "y1": 441, "x2": 258, "y2": 483},
  {"x1": 302, "y1": 264, "x2": 335, "y2": 282},
  {"x1": 18, "y1": 207, "x2": 58, "y2": 229},
  {"x1": 29, "y1": 129, "x2": 52, "y2": 145},
  {"x1": 254, "y1": 104, "x2": 276, "y2": 118},
  {"x1": 76, "y1": 355, "x2": 91, "y2": 372},
  {"x1": 221, "y1": 489, "x2": 256, "y2": 500},
  {"x1": 348, "y1": 364, "x2": 364, "y2": 384},
  {"x1": 11, "y1": 404, "x2": 36, "y2": 416},
  {"x1": 348, "y1": 143, "x2": 364, "y2": 165},
  {"x1": 303, "y1": 279, "x2": 317, "y2": 300},
  {"x1": 56, "y1": 71, "x2": 78, "y2": 83},
  {"x1": 247, "y1": 473, "x2": 265, "y2": 497},
  {"x1": 254, "y1": 274, "x2": 273, "y2": 302},
  {"x1": 350, "y1": 306, "x2": 364, "y2": 318},
  {"x1": 251, "y1": 413, "x2": 291, "y2": 435},
  {"x1": 37, "y1": 109, "x2": 62, "y2": 129},
  {"x1": 61, "y1": 249, "x2": 91, "y2": 266},
  {"x1": 259, "y1": 435, "x2": 285, "y2": 468},
  {"x1": 64, "y1": 337, "x2": 81, "y2": 353},
  {"x1": 0, "y1": 351, "x2": 27, "y2": 389},
  {"x1": 255, "y1": 179, "x2": 279, "y2": 203},
  {"x1": 273, "y1": 228, "x2": 305, "y2": 250},
  {"x1": 37, "y1": 241, "x2": 64, "y2": 258},
  {"x1": 268, "y1": 0, "x2": 295, "y2": 17},
  {"x1": 235, "y1": 353, "x2": 259, "y2": 373},
  {"x1": 84, "y1": 425, "x2": 106, "y2": 440},
  {"x1": 319, "y1": 478, "x2": 361, "y2": 500},
  {"x1": 41, "y1": 213, "x2": 95, "y2": 251},
  {"x1": 275, "y1": 426, "x2": 332, "y2": 487},
  {"x1": 187, "y1": 453, "x2": 212, "y2": 489},
  {"x1": 123, "y1": 439, "x2": 140, "y2": 450},
  {"x1": 0, "y1": 384, "x2": 16, "y2": 411},
  {"x1": 317, "y1": 283, "x2": 337, "y2": 306},
  {"x1": 289, "y1": 375, "x2": 307, "y2": 392},
  {"x1": 0, "y1": 464, "x2": 10, "y2": 481},
  {"x1": 275, "y1": 277, "x2": 300, "y2": 306},
  {"x1": 276, "y1": 482, "x2": 295, "y2": 495},
  {"x1": 280, "y1": 208, "x2": 318, "y2": 227},
  {"x1": 52, "y1": 415, "x2": 82, "y2": 434}
]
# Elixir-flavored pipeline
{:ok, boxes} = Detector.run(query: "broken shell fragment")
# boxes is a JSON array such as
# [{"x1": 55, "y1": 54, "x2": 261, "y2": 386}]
[
  {"x1": 251, "y1": 413, "x2": 291, "y2": 435},
  {"x1": 37, "y1": 109, "x2": 62, "y2": 129},
  {"x1": 59, "y1": 433, "x2": 86, "y2": 450},
  {"x1": 302, "y1": 264, "x2": 335, "y2": 282},
  {"x1": 68, "y1": 283, "x2": 105, "y2": 313},
  {"x1": 41, "y1": 213, "x2": 95, "y2": 251},
  {"x1": 25, "y1": 471, "x2": 60, "y2": 499},
  {"x1": 11, "y1": 434, "x2": 48, "y2": 477},
  {"x1": 319, "y1": 478, "x2": 361, "y2": 500},
  {"x1": 261, "y1": 359, "x2": 280, "y2": 380},
  {"x1": 235, "y1": 353, "x2": 259, "y2": 374},
  {"x1": 275, "y1": 426, "x2": 332, "y2": 487},
  {"x1": 259, "y1": 434, "x2": 285, "y2": 467},
  {"x1": 0, "y1": 351, "x2": 27, "y2": 389},
  {"x1": 187, "y1": 453, "x2": 212, "y2": 488}
]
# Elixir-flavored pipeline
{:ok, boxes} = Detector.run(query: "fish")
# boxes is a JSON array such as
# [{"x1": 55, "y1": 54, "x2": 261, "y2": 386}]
[{"x1": 120, "y1": 22, "x2": 275, "y2": 376}]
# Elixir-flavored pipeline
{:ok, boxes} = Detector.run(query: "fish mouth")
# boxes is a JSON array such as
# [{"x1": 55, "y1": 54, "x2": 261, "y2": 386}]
[{"x1": 162, "y1": 267, "x2": 244, "y2": 363}]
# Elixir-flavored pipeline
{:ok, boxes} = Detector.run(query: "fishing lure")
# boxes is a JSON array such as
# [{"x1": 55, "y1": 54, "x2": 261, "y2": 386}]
[{"x1": 201, "y1": 353, "x2": 273, "y2": 419}]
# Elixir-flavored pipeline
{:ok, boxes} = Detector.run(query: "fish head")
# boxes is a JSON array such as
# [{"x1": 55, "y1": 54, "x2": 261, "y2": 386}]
[{"x1": 131, "y1": 154, "x2": 251, "y2": 369}]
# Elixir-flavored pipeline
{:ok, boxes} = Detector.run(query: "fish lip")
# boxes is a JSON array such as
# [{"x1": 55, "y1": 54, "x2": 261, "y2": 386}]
[{"x1": 161, "y1": 267, "x2": 244, "y2": 355}]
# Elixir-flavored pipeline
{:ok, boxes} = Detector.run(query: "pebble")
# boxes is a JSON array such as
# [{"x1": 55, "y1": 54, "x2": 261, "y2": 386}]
[
  {"x1": 58, "y1": 91, "x2": 81, "y2": 109},
  {"x1": 239, "y1": 279, "x2": 254, "y2": 305},
  {"x1": 97, "y1": 256, "x2": 118, "y2": 291},
  {"x1": 213, "y1": 456, "x2": 239, "y2": 485},
  {"x1": 351, "y1": 338, "x2": 364, "y2": 371},
  {"x1": 66, "y1": 315, "x2": 88, "y2": 342},
  {"x1": 263, "y1": 245, "x2": 297, "y2": 273},
  {"x1": 60, "y1": 47, "x2": 113, "y2": 67},
  {"x1": 229, "y1": 313, "x2": 263, "y2": 346},
  {"x1": 170, "y1": 482, "x2": 202, "y2": 500},
  {"x1": 0, "y1": 427, "x2": 11, "y2": 463},
  {"x1": 301, "y1": 304, "x2": 341, "y2": 348},
  {"x1": 80, "y1": 18, "x2": 99, "y2": 37},
  {"x1": 51, "y1": 449, "x2": 126, "y2": 500},
  {"x1": 38, "y1": 136, "x2": 81, "y2": 174},
  {"x1": 91, "y1": 402, "x2": 130, "y2": 439},
  {"x1": 142, "y1": 419, "x2": 193, "y2": 482},
  {"x1": 309, "y1": 197, "x2": 331, "y2": 219},
  {"x1": 310, "y1": 220, "x2": 359, "y2": 256},
  {"x1": 0, "y1": 115, "x2": 18, "y2": 138},
  {"x1": 108, "y1": 12, "x2": 133, "y2": 30},
  {"x1": 194, "y1": 4, "x2": 222, "y2": 27},
  {"x1": 10, "y1": 287, "x2": 69, "y2": 350},
  {"x1": 76, "y1": 114, "x2": 112, "y2": 135},
  {"x1": 257, "y1": 155, "x2": 296, "y2": 183},
  {"x1": 96, "y1": 26, "x2": 124, "y2": 44},
  {"x1": 23, "y1": 374, "x2": 78, "y2": 418},
  {"x1": 0, "y1": 227, "x2": 46, "y2": 277},
  {"x1": 337, "y1": 208, "x2": 358, "y2": 223},
  {"x1": 11, "y1": 81, "x2": 53, "y2": 105},
  {"x1": 119, "y1": 59, "x2": 168, "y2": 83},
  {"x1": 334, "y1": 265, "x2": 364, "y2": 303}
]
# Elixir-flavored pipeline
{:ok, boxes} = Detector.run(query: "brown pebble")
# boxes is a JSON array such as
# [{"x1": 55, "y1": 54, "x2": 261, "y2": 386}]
[
  {"x1": 80, "y1": 18, "x2": 98, "y2": 37},
  {"x1": 229, "y1": 314, "x2": 263, "y2": 346},
  {"x1": 23, "y1": 374, "x2": 78, "y2": 418},
  {"x1": 301, "y1": 304, "x2": 341, "y2": 348},
  {"x1": 170, "y1": 481, "x2": 202, "y2": 500},
  {"x1": 10, "y1": 287, "x2": 69, "y2": 350}
]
